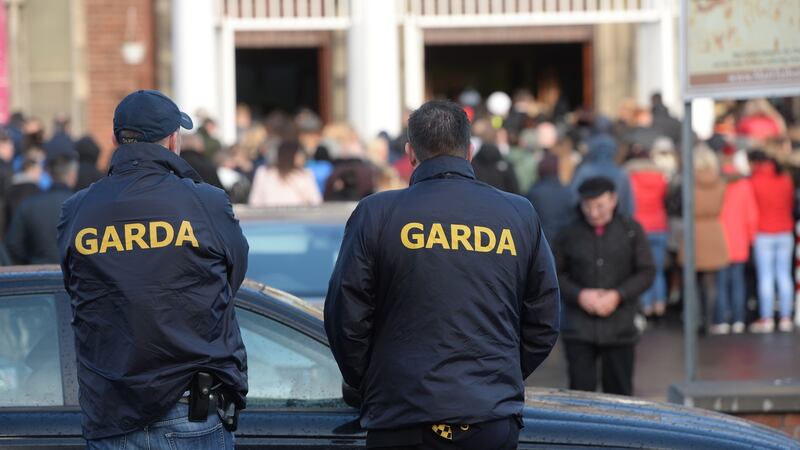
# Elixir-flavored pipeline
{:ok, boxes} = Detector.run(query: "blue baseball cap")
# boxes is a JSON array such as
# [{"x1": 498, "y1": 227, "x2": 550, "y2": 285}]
[{"x1": 113, "y1": 90, "x2": 193, "y2": 143}]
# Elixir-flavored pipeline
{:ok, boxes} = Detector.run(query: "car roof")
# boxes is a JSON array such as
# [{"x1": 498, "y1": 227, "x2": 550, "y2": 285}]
[
  {"x1": 234, "y1": 203, "x2": 356, "y2": 224},
  {"x1": 0, "y1": 264, "x2": 324, "y2": 325}
]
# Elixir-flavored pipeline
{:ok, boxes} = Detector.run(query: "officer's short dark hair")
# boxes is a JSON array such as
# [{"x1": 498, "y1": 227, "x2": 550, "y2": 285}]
[
  {"x1": 407, "y1": 100, "x2": 471, "y2": 161},
  {"x1": 117, "y1": 129, "x2": 146, "y2": 144}
]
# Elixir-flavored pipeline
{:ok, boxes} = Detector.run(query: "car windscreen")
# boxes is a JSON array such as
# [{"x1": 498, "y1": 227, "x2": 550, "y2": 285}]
[{"x1": 241, "y1": 222, "x2": 345, "y2": 299}]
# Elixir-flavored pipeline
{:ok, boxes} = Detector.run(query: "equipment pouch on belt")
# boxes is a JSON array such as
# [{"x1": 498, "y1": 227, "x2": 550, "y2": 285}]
[{"x1": 188, "y1": 372, "x2": 214, "y2": 422}]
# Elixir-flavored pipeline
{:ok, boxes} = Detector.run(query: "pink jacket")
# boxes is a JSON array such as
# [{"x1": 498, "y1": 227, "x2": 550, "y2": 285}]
[
  {"x1": 248, "y1": 166, "x2": 323, "y2": 207},
  {"x1": 720, "y1": 176, "x2": 759, "y2": 263}
]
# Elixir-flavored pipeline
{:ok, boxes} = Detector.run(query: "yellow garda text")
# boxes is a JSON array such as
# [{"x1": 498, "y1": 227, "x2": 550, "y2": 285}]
[
  {"x1": 400, "y1": 222, "x2": 517, "y2": 256},
  {"x1": 75, "y1": 220, "x2": 200, "y2": 255}
]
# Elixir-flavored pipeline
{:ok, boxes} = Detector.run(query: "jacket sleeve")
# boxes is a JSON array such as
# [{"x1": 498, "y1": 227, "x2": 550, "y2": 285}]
[
  {"x1": 615, "y1": 221, "x2": 655, "y2": 302},
  {"x1": 744, "y1": 181, "x2": 759, "y2": 243},
  {"x1": 209, "y1": 189, "x2": 249, "y2": 295},
  {"x1": 324, "y1": 201, "x2": 377, "y2": 389},
  {"x1": 520, "y1": 218, "x2": 560, "y2": 379},
  {"x1": 553, "y1": 230, "x2": 583, "y2": 304}
]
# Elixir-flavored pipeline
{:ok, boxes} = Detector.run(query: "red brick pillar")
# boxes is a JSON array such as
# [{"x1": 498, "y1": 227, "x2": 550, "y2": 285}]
[{"x1": 85, "y1": 0, "x2": 157, "y2": 170}]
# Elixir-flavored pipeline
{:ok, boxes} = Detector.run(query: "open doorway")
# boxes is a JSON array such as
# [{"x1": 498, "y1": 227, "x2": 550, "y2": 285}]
[
  {"x1": 425, "y1": 43, "x2": 587, "y2": 111},
  {"x1": 236, "y1": 47, "x2": 321, "y2": 119}
]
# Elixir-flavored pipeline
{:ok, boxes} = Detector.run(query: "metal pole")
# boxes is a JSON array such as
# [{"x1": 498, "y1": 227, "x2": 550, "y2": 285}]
[{"x1": 681, "y1": 100, "x2": 697, "y2": 382}]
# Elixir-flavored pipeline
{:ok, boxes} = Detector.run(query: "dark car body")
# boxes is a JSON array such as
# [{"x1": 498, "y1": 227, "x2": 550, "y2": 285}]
[{"x1": 0, "y1": 267, "x2": 796, "y2": 449}]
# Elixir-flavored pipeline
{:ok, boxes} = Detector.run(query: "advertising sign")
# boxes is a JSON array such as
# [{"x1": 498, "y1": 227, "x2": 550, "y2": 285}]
[{"x1": 682, "y1": 0, "x2": 800, "y2": 99}]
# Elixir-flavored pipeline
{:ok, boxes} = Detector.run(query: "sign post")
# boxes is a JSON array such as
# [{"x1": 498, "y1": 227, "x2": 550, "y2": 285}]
[{"x1": 679, "y1": 0, "x2": 800, "y2": 383}]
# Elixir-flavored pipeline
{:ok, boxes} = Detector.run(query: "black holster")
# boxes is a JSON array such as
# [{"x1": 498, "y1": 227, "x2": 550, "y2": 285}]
[{"x1": 187, "y1": 372, "x2": 238, "y2": 432}]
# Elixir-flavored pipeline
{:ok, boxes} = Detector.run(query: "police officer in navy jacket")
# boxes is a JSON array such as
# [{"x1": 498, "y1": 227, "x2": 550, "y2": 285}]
[
  {"x1": 325, "y1": 100, "x2": 560, "y2": 449},
  {"x1": 57, "y1": 90, "x2": 248, "y2": 449}
]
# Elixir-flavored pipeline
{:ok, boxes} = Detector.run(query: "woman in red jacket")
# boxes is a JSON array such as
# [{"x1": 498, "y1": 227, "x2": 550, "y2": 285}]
[
  {"x1": 715, "y1": 154, "x2": 759, "y2": 334},
  {"x1": 625, "y1": 151, "x2": 669, "y2": 318},
  {"x1": 749, "y1": 151, "x2": 795, "y2": 333}
]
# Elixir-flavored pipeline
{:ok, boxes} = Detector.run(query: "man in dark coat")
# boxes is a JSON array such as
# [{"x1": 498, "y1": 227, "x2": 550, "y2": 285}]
[
  {"x1": 526, "y1": 152, "x2": 577, "y2": 242},
  {"x1": 554, "y1": 176, "x2": 654, "y2": 396},
  {"x1": 179, "y1": 133, "x2": 224, "y2": 189},
  {"x1": 325, "y1": 100, "x2": 559, "y2": 449},
  {"x1": 6, "y1": 151, "x2": 79, "y2": 264},
  {"x1": 6, "y1": 146, "x2": 44, "y2": 227},
  {"x1": 471, "y1": 143, "x2": 520, "y2": 194},
  {"x1": 74, "y1": 136, "x2": 105, "y2": 190}
]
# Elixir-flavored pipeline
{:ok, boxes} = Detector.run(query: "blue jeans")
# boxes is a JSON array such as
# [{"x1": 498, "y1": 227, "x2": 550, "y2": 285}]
[
  {"x1": 754, "y1": 233, "x2": 794, "y2": 320},
  {"x1": 714, "y1": 263, "x2": 746, "y2": 324},
  {"x1": 86, "y1": 402, "x2": 234, "y2": 450},
  {"x1": 640, "y1": 232, "x2": 668, "y2": 310}
]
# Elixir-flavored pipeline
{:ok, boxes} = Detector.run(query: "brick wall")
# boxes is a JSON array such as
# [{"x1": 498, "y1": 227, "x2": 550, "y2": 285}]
[
  {"x1": 85, "y1": 0, "x2": 157, "y2": 169},
  {"x1": 738, "y1": 413, "x2": 800, "y2": 441}
]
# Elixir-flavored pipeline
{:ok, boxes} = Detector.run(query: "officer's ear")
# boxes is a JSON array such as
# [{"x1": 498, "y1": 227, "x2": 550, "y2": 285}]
[
  {"x1": 111, "y1": 133, "x2": 119, "y2": 148},
  {"x1": 466, "y1": 143, "x2": 475, "y2": 162},
  {"x1": 405, "y1": 142, "x2": 419, "y2": 168},
  {"x1": 167, "y1": 132, "x2": 181, "y2": 155}
]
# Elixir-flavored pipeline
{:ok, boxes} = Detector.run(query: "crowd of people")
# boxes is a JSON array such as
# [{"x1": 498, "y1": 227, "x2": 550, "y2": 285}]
[{"x1": 2, "y1": 91, "x2": 799, "y2": 338}]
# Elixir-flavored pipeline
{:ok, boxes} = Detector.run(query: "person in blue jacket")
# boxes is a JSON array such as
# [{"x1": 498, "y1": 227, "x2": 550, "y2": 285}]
[
  {"x1": 324, "y1": 100, "x2": 560, "y2": 450},
  {"x1": 57, "y1": 90, "x2": 248, "y2": 450}
]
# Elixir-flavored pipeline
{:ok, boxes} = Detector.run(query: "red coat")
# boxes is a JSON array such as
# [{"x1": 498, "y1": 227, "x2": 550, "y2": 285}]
[
  {"x1": 720, "y1": 177, "x2": 759, "y2": 263},
  {"x1": 626, "y1": 159, "x2": 668, "y2": 233},
  {"x1": 736, "y1": 115, "x2": 781, "y2": 142},
  {"x1": 750, "y1": 163, "x2": 795, "y2": 234}
]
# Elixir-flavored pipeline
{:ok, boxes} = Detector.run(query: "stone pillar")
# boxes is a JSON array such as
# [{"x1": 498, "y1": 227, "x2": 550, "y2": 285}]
[
  {"x1": 593, "y1": 23, "x2": 637, "y2": 118},
  {"x1": 172, "y1": 0, "x2": 218, "y2": 130},
  {"x1": 403, "y1": 20, "x2": 424, "y2": 111},
  {"x1": 347, "y1": 0, "x2": 401, "y2": 140}
]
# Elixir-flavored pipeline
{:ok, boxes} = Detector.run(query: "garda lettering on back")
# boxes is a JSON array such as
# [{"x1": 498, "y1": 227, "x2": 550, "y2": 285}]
[
  {"x1": 74, "y1": 221, "x2": 199, "y2": 255},
  {"x1": 400, "y1": 222, "x2": 517, "y2": 256}
]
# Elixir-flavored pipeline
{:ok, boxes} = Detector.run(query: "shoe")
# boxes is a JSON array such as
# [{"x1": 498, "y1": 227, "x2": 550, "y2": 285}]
[
  {"x1": 778, "y1": 318, "x2": 794, "y2": 333},
  {"x1": 709, "y1": 323, "x2": 730, "y2": 335},
  {"x1": 731, "y1": 322, "x2": 745, "y2": 334},
  {"x1": 749, "y1": 319, "x2": 775, "y2": 333}
]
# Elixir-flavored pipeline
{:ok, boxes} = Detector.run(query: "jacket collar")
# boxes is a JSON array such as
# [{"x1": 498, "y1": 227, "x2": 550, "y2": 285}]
[
  {"x1": 409, "y1": 155, "x2": 475, "y2": 186},
  {"x1": 108, "y1": 143, "x2": 202, "y2": 183}
]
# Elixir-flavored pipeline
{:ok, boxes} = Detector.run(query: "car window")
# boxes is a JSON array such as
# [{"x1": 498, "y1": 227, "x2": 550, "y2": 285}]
[
  {"x1": 242, "y1": 223, "x2": 344, "y2": 298},
  {"x1": 0, "y1": 294, "x2": 62, "y2": 407},
  {"x1": 237, "y1": 308, "x2": 345, "y2": 408}
]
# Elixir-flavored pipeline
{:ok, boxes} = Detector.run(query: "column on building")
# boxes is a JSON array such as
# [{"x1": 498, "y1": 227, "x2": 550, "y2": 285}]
[
  {"x1": 403, "y1": 20, "x2": 424, "y2": 112},
  {"x1": 347, "y1": 0, "x2": 401, "y2": 141},
  {"x1": 636, "y1": 0, "x2": 679, "y2": 117},
  {"x1": 172, "y1": 0, "x2": 221, "y2": 137}
]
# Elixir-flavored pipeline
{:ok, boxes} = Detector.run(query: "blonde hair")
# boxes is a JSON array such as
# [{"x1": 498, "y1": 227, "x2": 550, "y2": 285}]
[{"x1": 693, "y1": 144, "x2": 719, "y2": 173}]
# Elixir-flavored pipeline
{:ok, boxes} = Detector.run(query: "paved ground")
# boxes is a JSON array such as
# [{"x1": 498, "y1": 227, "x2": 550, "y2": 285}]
[{"x1": 525, "y1": 313, "x2": 800, "y2": 401}]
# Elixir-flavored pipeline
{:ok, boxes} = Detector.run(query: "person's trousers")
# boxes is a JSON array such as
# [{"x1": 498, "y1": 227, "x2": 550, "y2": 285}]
[
  {"x1": 564, "y1": 341, "x2": 634, "y2": 396},
  {"x1": 640, "y1": 232, "x2": 668, "y2": 310},
  {"x1": 714, "y1": 263, "x2": 746, "y2": 325},
  {"x1": 86, "y1": 402, "x2": 234, "y2": 450},
  {"x1": 366, "y1": 416, "x2": 521, "y2": 450},
  {"x1": 754, "y1": 233, "x2": 794, "y2": 320}
]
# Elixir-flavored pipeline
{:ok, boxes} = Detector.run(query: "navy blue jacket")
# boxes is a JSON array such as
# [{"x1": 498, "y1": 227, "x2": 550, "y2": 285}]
[
  {"x1": 6, "y1": 183, "x2": 73, "y2": 264},
  {"x1": 57, "y1": 143, "x2": 248, "y2": 439},
  {"x1": 324, "y1": 155, "x2": 560, "y2": 430},
  {"x1": 526, "y1": 176, "x2": 578, "y2": 243}
]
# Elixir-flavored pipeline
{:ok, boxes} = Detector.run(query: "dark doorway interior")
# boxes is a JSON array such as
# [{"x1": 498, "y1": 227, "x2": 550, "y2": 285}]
[
  {"x1": 236, "y1": 47, "x2": 320, "y2": 118},
  {"x1": 425, "y1": 43, "x2": 585, "y2": 111}
]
